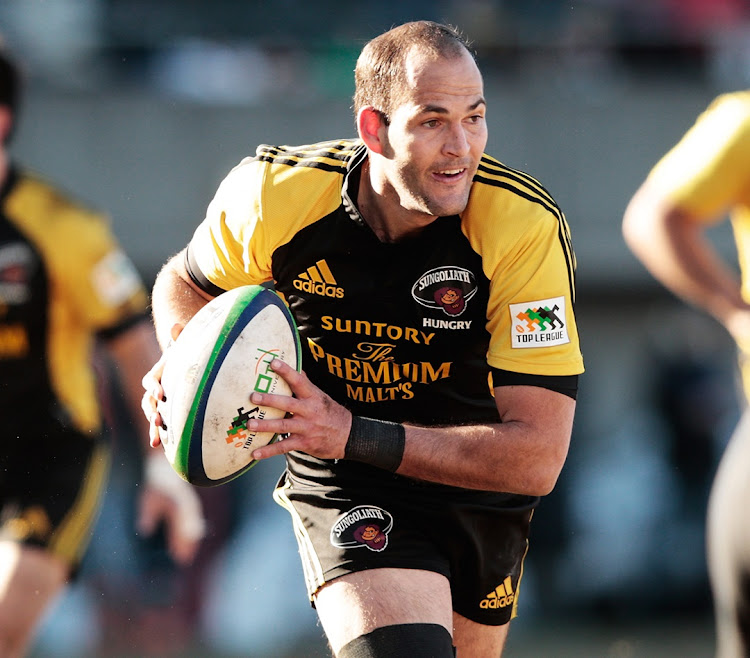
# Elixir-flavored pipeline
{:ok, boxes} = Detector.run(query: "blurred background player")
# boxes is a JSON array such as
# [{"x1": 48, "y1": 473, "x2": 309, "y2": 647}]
[
  {"x1": 0, "y1": 42, "x2": 205, "y2": 657},
  {"x1": 623, "y1": 91, "x2": 750, "y2": 658}
]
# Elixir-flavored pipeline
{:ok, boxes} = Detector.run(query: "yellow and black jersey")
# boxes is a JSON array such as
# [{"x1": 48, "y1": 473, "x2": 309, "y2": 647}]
[
  {"x1": 0, "y1": 167, "x2": 149, "y2": 435},
  {"x1": 647, "y1": 92, "x2": 750, "y2": 398},
  {"x1": 187, "y1": 139, "x2": 584, "y2": 428}
]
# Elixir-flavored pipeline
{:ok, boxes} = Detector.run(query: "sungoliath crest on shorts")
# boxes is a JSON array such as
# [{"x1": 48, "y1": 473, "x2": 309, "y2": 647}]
[
  {"x1": 509, "y1": 296, "x2": 570, "y2": 349},
  {"x1": 329, "y1": 505, "x2": 393, "y2": 552},
  {"x1": 411, "y1": 266, "x2": 478, "y2": 317}
]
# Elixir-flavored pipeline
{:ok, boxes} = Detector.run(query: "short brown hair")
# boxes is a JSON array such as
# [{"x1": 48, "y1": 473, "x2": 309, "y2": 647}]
[{"x1": 353, "y1": 21, "x2": 474, "y2": 123}]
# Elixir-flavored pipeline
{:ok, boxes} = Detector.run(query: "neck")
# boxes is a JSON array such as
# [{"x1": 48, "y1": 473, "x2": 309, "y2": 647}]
[{"x1": 357, "y1": 157, "x2": 437, "y2": 243}]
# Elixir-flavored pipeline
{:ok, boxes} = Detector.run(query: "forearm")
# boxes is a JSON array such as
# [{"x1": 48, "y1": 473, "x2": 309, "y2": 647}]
[
  {"x1": 151, "y1": 249, "x2": 214, "y2": 350},
  {"x1": 623, "y1": 189, "x2": 748, "y2": 327},
  {"x1": 397, "y1": 412, "x2": 571, "y2": 496},
  {"x1": 247, "y1": 362, "x2": 576, "y2": 497},
  {"x1": 357, "y1": 386, "x2": 575, "y2": 495}
]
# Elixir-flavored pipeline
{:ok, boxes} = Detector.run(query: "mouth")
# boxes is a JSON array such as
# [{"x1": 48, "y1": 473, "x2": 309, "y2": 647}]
[{"x1": 433, "y1": 167, "x2": 466, "y2": 181}]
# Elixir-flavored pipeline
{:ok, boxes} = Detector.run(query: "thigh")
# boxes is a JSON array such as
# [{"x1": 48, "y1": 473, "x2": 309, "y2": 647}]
[
  {"x1": 0, "y1": 541, "x2": 69, "y2": 655},
  {"x1": 314, "y1": 567, "x2": 453, "y2": 655},
  {"x1": 453, "y1": 611, "x2": 509, "y2": 657},
  {"x1": 275, "y1": 463, "x2": 534, "y2": 618}
]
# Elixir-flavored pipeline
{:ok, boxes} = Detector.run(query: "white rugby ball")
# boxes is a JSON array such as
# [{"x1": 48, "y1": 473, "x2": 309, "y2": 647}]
[{"x1": 158, "y1": 285, "x2": 301, "y2": 487}]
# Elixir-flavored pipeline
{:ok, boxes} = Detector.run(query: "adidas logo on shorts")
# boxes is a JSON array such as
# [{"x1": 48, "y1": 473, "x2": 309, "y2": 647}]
[{"x1": 480, "y1": 576, "x2": 515, "y2": 609}]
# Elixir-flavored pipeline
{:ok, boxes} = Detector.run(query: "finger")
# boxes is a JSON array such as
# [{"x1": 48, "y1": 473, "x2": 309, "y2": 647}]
[
  {"x1": 270, "y1": 359, "x2": 312, "y2": 394},
  {"x1": 141, "y1": 383, "x2": 163, "y2": 410},
  {"x1": 252, "y1": 434, "x2": 302, "y2": 460},
  {"x1": 246, "y1": 415, "x2": 295, "y2": 436},
  {"x1": 250, "y1": 390, "x2": 298, "y2": 414},
  {"x1": 141, "y1": 370, "x2": 156, "y2": 392},
  {"x1": 141, "y1": 358, "x2": 166, "y2": 389},
  {"x1": 141, "y1": 391, "x2": 155, "y2": 418},
  {"x1": 169, "y1": 322, "x2": 185, "y2": 342},
  {"x1": 148, "y1": 411, "x2": 165, "y2": 447}
]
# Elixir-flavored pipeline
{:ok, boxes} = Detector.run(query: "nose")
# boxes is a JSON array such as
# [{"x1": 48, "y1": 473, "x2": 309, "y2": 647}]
[{"x1": 443, "y1": 123, "x2": 471, "y2": 157}]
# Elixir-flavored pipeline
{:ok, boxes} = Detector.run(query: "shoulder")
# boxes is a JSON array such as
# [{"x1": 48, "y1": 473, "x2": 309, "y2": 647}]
[
  {"x1": 6, "y1": 170, "x2": 112, "y2": 246},
  {"x1": 705, "y1": 90, "x2": 750, "y2": 121},
  {"x1": 244, "y1": 139, "x2": 360, "y2": 221},
  {"x1": 7, "y1": 170, "x2": 106, "y2": 224},
  {"x1": 470, "y1": 154, "x2": 561, "y2": 213},
  {"x1": 463, "y1": 154, "x2": 565, "y2": 240},
  {"x1": 251, "y1": 139, "x2": 361, "y2": 175},
  {"x1": 214, "y1": 139, "x2": 359, "y2": 218},
  {"x1": 647, "y1": 91, "x2": 750, "y2": 202},
  {"x1": 681, "y1": 90, "x2": 750, "y2": 153}
]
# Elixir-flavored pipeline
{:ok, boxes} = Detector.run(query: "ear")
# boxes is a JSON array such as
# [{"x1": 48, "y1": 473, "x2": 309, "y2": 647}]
[{"x1": 357, "y1": 106, "x2": 387, "y2": 155}]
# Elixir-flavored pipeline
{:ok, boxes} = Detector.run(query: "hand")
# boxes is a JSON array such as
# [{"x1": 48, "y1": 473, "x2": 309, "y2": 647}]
[
  {"x1": 140, "y1": 323, "x2": 184, "y2": 448},
  {"x1": 247, "y1": 359, "x2": 353, "y2": 461},
  {"x1": 140, "y1": 354, "x2": 168, "y2": 448},
  {"x1": 138, "y1": 453, "x2": 206, "y2": 565}
]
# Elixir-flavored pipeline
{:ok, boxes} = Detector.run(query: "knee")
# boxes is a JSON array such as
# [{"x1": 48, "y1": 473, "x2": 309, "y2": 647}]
[{"x1": 338, "y1": 623, "x2": 455, "y2": 658}]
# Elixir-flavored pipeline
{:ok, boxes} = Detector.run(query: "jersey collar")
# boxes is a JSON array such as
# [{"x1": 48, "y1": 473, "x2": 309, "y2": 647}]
[{"x1": 341, "y1": 143, "x2": 368, "y2": 228}]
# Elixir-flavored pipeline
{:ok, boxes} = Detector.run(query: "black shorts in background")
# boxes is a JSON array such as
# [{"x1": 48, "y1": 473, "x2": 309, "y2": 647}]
[{"x1": 0, "y1": 416, "x2": 110, "y2": 572}]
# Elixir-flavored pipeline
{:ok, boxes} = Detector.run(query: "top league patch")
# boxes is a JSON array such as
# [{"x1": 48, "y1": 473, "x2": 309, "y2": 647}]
[{"x1": 509, "y1": 296, "x2": 570, "y2": 349}]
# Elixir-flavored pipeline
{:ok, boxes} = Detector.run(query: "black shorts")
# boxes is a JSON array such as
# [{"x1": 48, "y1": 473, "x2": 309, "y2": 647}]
[
  {"x1": 0, "y1": 415, "x2": 111, "y2": 571},
  {"x1": 273, "y1": 456, "x2": 538, "y2": 626}
]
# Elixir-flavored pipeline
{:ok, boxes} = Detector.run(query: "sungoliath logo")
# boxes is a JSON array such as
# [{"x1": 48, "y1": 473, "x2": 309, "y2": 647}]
[
  {"x1": 293, "y1": 259, "x2": 344, "y2": 298},
  {"x1": 411, "y1": 266, "x2": 477, "y2": 317},
  {"x1": 330, "y1": 505, "x2": 393, "y2": 552},
  {"x1": 510, "y1": 296, "x2": 570, "y2": 349}
]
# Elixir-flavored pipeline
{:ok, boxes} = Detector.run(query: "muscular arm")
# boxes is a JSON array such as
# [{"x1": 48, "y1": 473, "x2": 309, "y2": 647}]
[
  {"x1": 398, "y1": 385, "x2": 575, "y2": 494},
  {"x1": 141, "y1": 248, "x2": 216, "y2": 445},
  {"x1": 150, "y1": 248, "x2": 216, "y2": 349},
  {"x1": 622, "y1": 181, "x2": 750, "y2": 343},
  {"x1": 248, "y1": 360, "x2": 575, "y2": 496}
]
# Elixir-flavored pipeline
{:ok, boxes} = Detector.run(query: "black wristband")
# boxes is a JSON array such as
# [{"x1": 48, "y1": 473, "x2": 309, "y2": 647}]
[{"x1": 344, "y1": 416, "x2": 406, "y2": 472}]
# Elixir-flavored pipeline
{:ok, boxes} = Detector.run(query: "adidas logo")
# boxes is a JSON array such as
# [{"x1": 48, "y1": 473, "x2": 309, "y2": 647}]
[
  {"x1": 480, "y1": 576, "x2": 515, "y2": 609},
  {"x1": 293, "y1": 259, "x2": 344, "y2": 298}
]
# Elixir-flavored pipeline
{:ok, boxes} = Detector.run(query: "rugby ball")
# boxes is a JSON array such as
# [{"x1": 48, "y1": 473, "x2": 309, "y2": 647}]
[{"x1": 158, "y1": 285, "x2": 301, "y2": 487}]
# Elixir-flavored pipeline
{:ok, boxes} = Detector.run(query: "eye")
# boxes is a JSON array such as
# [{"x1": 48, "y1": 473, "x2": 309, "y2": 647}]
[{"x1": 423, "y1": 119, "x2": 440, "y2": 128}]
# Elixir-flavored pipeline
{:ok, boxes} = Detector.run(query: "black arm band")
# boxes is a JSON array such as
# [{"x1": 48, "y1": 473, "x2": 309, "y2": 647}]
[{"x1": 344, "y1": 416, "x2": 406, "y2": 472}]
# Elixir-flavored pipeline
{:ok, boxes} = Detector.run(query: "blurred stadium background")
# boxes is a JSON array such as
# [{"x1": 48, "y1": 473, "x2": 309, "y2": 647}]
[{"x1": 4, "y1": 0, "x2": 749, "y2": 655}]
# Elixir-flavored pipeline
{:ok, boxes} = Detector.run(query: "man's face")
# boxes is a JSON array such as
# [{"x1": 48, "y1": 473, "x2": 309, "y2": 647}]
[{"x1": 380, "y1": 48, "x2": 487, "y2": 218}]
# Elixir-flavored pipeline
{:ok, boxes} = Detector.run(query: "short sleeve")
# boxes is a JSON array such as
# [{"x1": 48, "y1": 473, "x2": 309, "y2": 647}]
[{"x1": 648, "y1": 92, "x2": 750, "y2": 223}]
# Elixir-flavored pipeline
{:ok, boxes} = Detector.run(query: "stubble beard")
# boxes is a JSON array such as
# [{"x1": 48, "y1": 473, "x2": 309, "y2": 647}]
[{"x1": 396, "y1": 166, "x2": 472, "y2": 218}]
